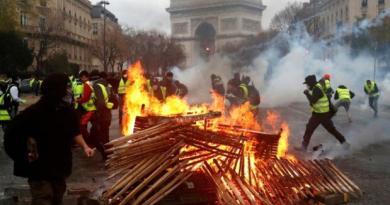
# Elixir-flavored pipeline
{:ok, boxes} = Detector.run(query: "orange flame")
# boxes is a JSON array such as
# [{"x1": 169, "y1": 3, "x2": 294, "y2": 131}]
[
  {"x1": 122, "y1": 61, "x2": 208, "y2": 135},
  {"x1": 122, "y1": 62, "x2": 292, "y2": 161}
]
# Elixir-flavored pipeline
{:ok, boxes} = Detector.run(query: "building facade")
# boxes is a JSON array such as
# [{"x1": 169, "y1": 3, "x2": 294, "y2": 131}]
[
  {"x1": 167, "y1": 0, "x2": 266, "y2": 67},
  {"x1": 16, "y1": 0, "x2": 119, "y2": 72},
  {"x1": 90, "y1": 3, "x2": 120, "y2": 71},
  {"x1": 304, "y1": 0, "x2": 390, "y2": 38}
]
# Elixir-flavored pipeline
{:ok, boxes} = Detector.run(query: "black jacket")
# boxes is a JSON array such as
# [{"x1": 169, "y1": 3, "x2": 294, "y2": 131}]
[
  {"x1": 4, "y1": 99, "x2": 80, "y2": 179},
  {"x1": 93, "y1": 79, "x2": 112, "y2": 122}
]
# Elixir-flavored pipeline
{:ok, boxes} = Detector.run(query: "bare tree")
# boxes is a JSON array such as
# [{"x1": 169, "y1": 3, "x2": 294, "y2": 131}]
[
  {"x1": 122, "y1": 29, "x2": 185, "y2": 74},
  {"x1": 91, "y1": 26, "x2": 127, "y2": 73},
  {"x1": 29, "y1": 9, "x2": 66, "y2": 72},
  {"x1": 270, "y1": 2, "x2": 306, "y2": 32}
]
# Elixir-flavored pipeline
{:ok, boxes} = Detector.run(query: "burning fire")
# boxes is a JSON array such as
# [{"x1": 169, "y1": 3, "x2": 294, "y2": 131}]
[
  {"x1": 122, "y1": 61, "x2": 292, "y2": 158},
  {"x1": 122, "y1": 62, "x2": 208, "y2": 135}
]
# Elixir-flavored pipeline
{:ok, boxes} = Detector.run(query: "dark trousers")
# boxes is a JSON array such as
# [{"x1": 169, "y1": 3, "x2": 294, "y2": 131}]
[
  {"x1": 28, "y1": 178, "x2": 66, "y2": 205},
  {"x1": 118, "y1": 94, "x2": 125, "y2": 127},
  {"x1": 90, "y1": 111, "x2": 111, "y2": 159},
  {"x1": 368, "y1": 96, "x2": 379, "y2": 117},
  {"x1": 302, "y1": 113, "x2": 346, "y2": 149},
  {"x1": 9, "y1": 104, "x2": 19, "y2": 119}
]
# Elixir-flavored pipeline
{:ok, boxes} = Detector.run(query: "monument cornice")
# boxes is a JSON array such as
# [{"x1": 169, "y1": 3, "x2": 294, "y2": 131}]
[{"x1": 167, "y1": 1, "x2": 266, "y2": 14}]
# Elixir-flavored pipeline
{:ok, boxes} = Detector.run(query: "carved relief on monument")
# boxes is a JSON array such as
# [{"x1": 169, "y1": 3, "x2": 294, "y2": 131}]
[
  {"x1": 242, "y1": 18, "x2": 261, "y2": 32},
  {"x1": 173, "y1": 22, "x2": 189, "y2": 34},
  {"x1": 221, "y1": 18, "x2": 238, "y2": 31}
]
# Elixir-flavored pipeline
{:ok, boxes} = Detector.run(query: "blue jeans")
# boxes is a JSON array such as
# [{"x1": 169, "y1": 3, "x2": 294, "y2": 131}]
[{"x1": 368, "y1": 96, "x2": 379, "y2": 117}]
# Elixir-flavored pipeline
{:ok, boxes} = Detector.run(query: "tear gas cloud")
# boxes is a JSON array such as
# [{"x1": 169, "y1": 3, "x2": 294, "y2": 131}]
[
  {"x1": 171, "y1": 11, "x2": 390, "y2": 158},
  {"x1": 173, "y1": 11, "x2": 390, "y2": 108}
]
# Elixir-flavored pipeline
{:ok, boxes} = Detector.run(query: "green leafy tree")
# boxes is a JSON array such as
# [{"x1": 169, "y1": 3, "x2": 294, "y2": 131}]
[{"x1": 0, "y1": 32, "x2": 33, "y2": 74}]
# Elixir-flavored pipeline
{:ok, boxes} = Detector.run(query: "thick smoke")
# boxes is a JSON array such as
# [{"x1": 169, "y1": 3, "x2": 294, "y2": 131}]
[
  {"x1": 172, "y1": 11, "x2": 390, "y2": 159},
  {"x1": 173, "y1": 11, "x2": 390, "y2": 107}
]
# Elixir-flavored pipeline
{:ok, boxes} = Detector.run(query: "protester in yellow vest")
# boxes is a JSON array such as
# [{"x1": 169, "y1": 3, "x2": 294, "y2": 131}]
[
  {"x1": 321, "y1": 74, "x2": 334, "y2": 99},
  {"x1": 334, "y1": 85, "x2": 355, "y2": 123},
  {"x1": 117, "y1": 70, "x2": 130, "y2": 127},
  {"x1": 76, "y1": 71, "x2": 96, "y2": 144},
  {"x1": 297, "y1": 75, "x2": 350, "y2": 152},
  {"x1": 90, "y1": 71, "x2": 113, "y2": 160},
  {"x1": 0, "y1": 89, "x2": 11, "y2": 131},
  {"x1": 364, "y1": 80, "x2": 380, "y2": 118}
]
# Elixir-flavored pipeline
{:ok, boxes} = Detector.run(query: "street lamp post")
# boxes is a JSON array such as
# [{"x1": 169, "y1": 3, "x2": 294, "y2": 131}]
[{"x1": 100, "y1": 1, "x2": 110, "y2": 72}]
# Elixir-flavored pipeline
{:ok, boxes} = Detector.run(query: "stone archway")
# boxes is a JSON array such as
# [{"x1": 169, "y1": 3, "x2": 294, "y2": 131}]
[{"x1": 195, "y1": 22, "x2": 216, "y2": 60}]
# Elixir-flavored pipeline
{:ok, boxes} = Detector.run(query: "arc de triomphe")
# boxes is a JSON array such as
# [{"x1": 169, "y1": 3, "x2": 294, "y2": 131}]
[{"x1": 167, "y1": 0, "x2": 266, "y2": 67}]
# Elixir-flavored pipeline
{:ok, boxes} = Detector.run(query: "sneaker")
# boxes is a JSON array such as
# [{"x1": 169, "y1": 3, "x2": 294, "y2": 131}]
[{"x1": 312, "y1": 144, "x2": 323, "y2": 151}]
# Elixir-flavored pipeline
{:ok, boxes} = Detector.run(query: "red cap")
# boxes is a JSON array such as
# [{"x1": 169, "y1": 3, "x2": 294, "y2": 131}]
[{"x1": 323, "y1": 74, "x2": 331, "y2": 80}]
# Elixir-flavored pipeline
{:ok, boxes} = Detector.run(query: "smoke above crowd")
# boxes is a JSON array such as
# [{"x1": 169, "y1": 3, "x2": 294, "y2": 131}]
[
  {"x1": 173, "y1": 11, "x2": 390, "y2": 108},
  {"x1": 172, "y1": 11, "x2": 390, "y2": 158}
]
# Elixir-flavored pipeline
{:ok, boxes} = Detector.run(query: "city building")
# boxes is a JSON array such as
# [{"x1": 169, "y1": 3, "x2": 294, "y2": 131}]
[
  {"x1": 304, "y1": 0, "x2": 390, "y2": 38},
  {"x1": 16, "y1": 0, "x2": 119, "y2": 72},
  {"x1": 91, "y1": 3, "x2": 120, "y2": 71},
  {"x1": 167, "y1": 0, "x2": 266, "y2": 67}
]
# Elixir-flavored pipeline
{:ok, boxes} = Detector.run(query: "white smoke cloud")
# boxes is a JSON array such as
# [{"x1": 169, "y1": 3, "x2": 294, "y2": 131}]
[{"x1": 172, "y1": 12, "x2": 390, "y2": 160}]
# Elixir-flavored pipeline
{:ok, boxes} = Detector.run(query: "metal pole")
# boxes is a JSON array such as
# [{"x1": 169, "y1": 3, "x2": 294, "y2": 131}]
[
  {"x1": 374, "y1": 42, "x2": 377, "y2": 81},
  {"x1": 103, "y1": 2, "x2": 107, "y2": 73}
]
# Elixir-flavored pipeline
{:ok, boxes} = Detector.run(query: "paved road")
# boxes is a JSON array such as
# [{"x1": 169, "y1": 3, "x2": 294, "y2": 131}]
[
  {"x1": 1, "y1": 95, "x2": 389, "y2": 204},
  {"x1": 271, "y1": 102, "x2": 390, "y2": 205}
]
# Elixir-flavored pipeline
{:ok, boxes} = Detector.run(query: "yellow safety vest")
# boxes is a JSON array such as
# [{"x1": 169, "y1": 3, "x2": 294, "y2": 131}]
[
  {"x1": 97, "y1": 83, "x2": 113, "y2": 109},
  {"x1": 81, "y1": 82, "x2": 96, "y2": 112},
  {"x1": 146, "y1": 79, "x2": 153, "y2": 94},
  {"x1": 72, "y1": 82, "x2": 84, "y2": 109},
  {"x1": 29, "y1": 79, "x2": 36, "y2": 88},
  {"x1": 161, "y1": 86, "x2": 167, "y2": 100},
  {"x1": 324, "y1": 79, "x2": 331, "y2": 90},
  {"x1": 336, "y1": 88, "x2": 351, "y2": 101},
  {"x1": 311, "y1": 83, "x2": 330, "y2": 114},
  {"x1": 239, "y1": 84, "x2": 249, "y2": 100},
  {"x1": 364, "y1": 81, "x2": 380, "y2": 97},
  {"x1": 117, "y1": 78, "x2": 130, "y2": 95},
  {"x1": 0, "y1": 94, "x2": 11, "y2": 122}
]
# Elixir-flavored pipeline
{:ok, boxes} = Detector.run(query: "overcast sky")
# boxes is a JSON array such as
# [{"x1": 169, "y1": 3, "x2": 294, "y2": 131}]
[{"x1": 90, "y1": 0, "x2": 308, "y2": 34}]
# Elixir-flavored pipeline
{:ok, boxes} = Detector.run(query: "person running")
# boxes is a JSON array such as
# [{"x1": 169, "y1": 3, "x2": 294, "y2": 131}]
[
  {"x1": 297, "y1": 75, "x2": 350, "y2": 152},
  {"x1": 334, "y1": 85, "x2": 355, "y2": 123}
]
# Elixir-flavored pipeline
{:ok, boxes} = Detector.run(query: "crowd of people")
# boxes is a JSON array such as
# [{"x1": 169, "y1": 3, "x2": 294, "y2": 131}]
[
  {"x1": 0, "y1": 69, "x2": 382, "y2": 205},
  {"x1": 298, "y1": 74, "x2": 381, "y2": 152},
  {"x1": 211, "y1": 73, "x2": 261, "y2": 114}
]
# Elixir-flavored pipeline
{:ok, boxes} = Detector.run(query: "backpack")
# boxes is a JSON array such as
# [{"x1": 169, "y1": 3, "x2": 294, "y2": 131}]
[
  {"x1": 248, "y1": 84, "x2": 261, "y2": 106},
  {"x1": 0, "y1": 86, "x2": 13, "y2": 110},
  {"x1": 107, "y1": 84, "x2": 119, "y2": 110}
]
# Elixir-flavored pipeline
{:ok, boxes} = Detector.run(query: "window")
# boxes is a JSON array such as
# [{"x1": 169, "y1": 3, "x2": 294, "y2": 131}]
[
  {"x1": 39, "y1": 16, "x2": 46, "y2": 31},
  {"x1": 39, "y1": 0, "x2": 47, "y2": 7},
  {"x1": 378, "y1": 0, "x2": 385, "y2": 5},
  {"x1": 68, "y1": 10, "x2": 71, "y2": 23},
  {"x1": 20, "y1": 12, "x2": 28, "y2": 26},
  {"x1": 92, "y1": 23, "x2": 98, "y2": 35},
  {"x1": 362, "y1": 0, "x2": 368, "y2": 7},
  {"x1": 40, "y1": 40, "x2": 47, "y2": 50}
]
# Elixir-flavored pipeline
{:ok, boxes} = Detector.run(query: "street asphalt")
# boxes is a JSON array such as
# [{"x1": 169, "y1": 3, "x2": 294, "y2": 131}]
[{"x1": 0, "y1": 94, "x2": 389, "y2": 204}]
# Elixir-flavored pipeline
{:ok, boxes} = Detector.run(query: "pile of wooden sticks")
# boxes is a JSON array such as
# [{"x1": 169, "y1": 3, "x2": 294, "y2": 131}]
[{"x1": 103, "y1": 112, "x2": 361, "y2": 205}]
